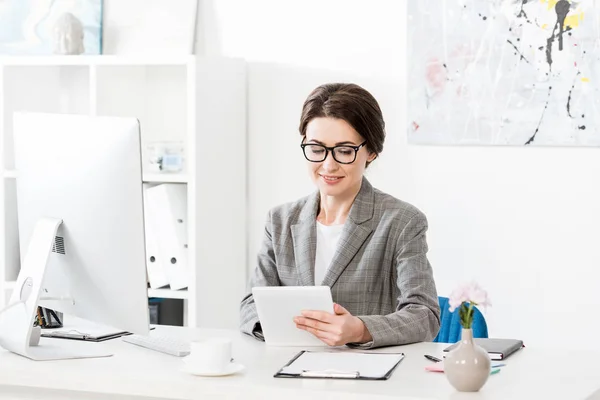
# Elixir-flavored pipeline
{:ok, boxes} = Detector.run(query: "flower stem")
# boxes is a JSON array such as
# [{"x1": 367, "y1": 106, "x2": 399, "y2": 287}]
[
  {"x1": 463, "y1": 302, "x2": 473, "y2": 329},
  {"x1": 467, "y1": 303, "x2": 474, "y2": 328}
]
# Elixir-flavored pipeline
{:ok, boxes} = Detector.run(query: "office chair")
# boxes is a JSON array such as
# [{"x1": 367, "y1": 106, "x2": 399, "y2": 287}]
[{"x1": 433, "y1": 296, "x2": 488, "y2": 343}]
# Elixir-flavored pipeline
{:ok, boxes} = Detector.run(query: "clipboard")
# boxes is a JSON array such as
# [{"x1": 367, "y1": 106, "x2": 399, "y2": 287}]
[{"x1": 274, "y1": 350, "x2": 405, "y2": 380}]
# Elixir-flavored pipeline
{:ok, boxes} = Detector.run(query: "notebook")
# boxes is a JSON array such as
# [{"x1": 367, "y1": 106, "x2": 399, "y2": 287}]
[
  {"x1": 39, "y1": 315, "x2": 151, "y2": 342},
  {"x1": 41, "y1": 326, "x2": 132, "y2": 342},
  {"x1": 443, "y1": 338, "x2": 524, "y2": 360}
]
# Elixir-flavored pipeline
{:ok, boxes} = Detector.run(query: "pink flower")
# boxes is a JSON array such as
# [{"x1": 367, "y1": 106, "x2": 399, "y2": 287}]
[
  {"x1": 448, "y1": 281, "x2": 492, "y2": 312},
  {"x1": 467, "y1": 282, "x2": 491, "y2": 308},
  {"x1": 448, "y1": 281, "x2": 491, "y2": 329},
  {"x1": 448, "y1": 284, "x2": 469, "y2": 312}
]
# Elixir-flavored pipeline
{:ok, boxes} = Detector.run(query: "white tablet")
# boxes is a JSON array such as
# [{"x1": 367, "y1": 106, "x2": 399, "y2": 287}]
[{"x1": 252, "y1": 286, "x2": 334, "y2": 347}]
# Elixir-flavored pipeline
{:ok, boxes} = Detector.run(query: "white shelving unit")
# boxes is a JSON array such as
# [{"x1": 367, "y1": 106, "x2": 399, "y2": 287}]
[
  {"x1": 147, "y1": 288, "x2": 189, "y2": 300},
  {"x1": 142, "y1": 173, "x2": 189, "y2": 184},
  {"x1": 0, "y1": 55, "x2": 247, "y2": 329}
]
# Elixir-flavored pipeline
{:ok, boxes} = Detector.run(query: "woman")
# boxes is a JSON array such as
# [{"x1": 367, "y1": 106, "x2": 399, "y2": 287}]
[{"x1": 240, "y1": 83, "x2": 440, "y2": 349}]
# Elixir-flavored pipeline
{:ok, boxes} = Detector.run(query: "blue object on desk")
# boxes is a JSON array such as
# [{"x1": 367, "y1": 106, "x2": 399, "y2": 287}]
[{"x1": 433, "y1": 297, "x2": 488, "y2": 343}]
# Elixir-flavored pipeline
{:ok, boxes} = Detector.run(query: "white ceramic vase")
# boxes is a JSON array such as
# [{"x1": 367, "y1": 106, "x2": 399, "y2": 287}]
[{"x1": 444, "y1": 328, "x2": 491, "y2": 392}]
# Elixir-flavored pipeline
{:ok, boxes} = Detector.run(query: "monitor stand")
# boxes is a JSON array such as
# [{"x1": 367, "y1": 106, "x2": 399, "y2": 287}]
[{"x1": 0, "y1": 218, "x2": 112, "y2": 361}]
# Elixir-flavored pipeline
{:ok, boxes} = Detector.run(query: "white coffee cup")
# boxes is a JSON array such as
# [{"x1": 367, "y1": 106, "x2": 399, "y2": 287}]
[{"x1": 184, "y1": 338, "x2": 232, "y2": 372}]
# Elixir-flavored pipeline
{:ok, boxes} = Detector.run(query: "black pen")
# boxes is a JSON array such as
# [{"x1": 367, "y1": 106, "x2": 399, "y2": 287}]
[{"x1": 424, "y1": 354, "x2": 442, "y2": 363}]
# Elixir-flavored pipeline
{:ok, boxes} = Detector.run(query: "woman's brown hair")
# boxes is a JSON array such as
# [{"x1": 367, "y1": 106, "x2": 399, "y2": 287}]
[{"x1": 299, "y1": 83, "x2": 385, "y2": 165}]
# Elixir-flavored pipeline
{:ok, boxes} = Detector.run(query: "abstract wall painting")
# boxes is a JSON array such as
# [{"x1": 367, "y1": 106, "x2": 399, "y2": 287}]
[
  {"x1": 0, "y1": 0, "x2": 103, "y2": 55},
  {"x1": 407, "y1": 0, "x2": 600, "y2": 146}
]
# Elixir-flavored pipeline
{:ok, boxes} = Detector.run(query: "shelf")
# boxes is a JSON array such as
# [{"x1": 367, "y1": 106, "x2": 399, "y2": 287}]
[
  {"x1": 5, "y1": 281, "x2": 187, "y2": 299},
  {"x1": 0, "y1": 57, "x2": 247, "y2": 329},
  {"x1": 148, "y1": 288, "x2": 188, "y2": 300},
  {"x1": 0, "y1": 55, "x2": 194, "y2": 67},
  {"x1": 142, "y1": 173, "x2": 188, "y2": 183},
  {"x1": 3, "y1": 170, "x2": 16, "y2": 179},
  {"x1": 7, "y1": 171, "x2": 187, "y2": 182}
]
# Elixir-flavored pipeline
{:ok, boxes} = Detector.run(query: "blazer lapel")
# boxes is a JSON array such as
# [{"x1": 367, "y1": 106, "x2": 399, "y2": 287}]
[
  {"x1": 321, "y1": 178, "x2": 375, "y2": 288},
  {"x1": 291, "y1": 191, "x2": 319, "y2": 286}
]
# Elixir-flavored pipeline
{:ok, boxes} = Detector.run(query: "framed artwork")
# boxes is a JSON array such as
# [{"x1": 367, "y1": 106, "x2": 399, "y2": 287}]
[
  {"x1": 407, "y1": 0, "x2": 600, "y2": 146},
  {"x1": 0, "y1": 0, "x2": 102, "y2": 55}
]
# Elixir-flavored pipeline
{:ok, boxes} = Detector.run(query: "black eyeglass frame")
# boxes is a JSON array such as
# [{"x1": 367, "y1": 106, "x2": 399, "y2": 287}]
[{"x1": 300, "y1": 140, "x2": 368, "y2": 164}]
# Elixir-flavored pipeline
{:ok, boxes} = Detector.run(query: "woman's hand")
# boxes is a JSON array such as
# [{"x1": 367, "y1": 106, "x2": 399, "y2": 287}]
[{"x1": 294, "y1": 303, "x2": 373, "y2": 346}]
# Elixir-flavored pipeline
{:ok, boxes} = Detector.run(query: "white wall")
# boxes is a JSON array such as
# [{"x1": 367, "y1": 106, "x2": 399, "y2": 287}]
[{"x1": 202, "y1": 0, "x2": 600, "y2": 350}]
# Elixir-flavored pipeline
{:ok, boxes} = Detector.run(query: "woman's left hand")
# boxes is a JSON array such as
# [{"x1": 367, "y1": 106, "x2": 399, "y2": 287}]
[{"x1": 294, "y1": 303, "x2": 373, "y2": 346}]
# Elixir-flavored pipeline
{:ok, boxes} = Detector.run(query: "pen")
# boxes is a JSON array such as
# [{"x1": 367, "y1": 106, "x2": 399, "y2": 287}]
[{"x1": 424, "y1": 354, "x2": 442, "y2": 363}]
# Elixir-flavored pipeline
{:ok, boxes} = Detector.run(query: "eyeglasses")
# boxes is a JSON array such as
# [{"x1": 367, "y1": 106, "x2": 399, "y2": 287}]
[{"x1": 300, "y1": 140, "x2": 367, "y2": 164}]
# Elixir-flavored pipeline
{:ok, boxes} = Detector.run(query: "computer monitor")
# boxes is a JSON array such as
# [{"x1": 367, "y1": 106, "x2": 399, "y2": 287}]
[{"x1": 0, "y1": 112, "x2": 149, "y2": 361}]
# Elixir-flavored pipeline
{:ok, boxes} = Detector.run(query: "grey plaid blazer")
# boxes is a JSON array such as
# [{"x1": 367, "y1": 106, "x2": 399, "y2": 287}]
[{"x1": 240, "y1": 177, "x2": 440, "y2": 348}]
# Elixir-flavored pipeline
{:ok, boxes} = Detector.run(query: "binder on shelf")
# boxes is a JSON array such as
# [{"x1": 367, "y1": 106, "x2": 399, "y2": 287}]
[
  {"x1": 143, "y1": 183, "x2": 169, "y2": 289},
  {"x1": 144, "y1": 183, "x2": 189, "y2": 290}
]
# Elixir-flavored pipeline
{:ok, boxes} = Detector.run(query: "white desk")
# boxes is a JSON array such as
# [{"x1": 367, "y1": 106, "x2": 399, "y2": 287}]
[{"x1": 0, "y1": 326, "x2": 598, "y2": 400}]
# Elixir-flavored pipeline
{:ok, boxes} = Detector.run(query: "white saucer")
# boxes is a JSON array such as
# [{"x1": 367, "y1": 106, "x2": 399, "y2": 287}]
[{"x1": 181, "y1": 362, "x2": 245, "y2": 377}]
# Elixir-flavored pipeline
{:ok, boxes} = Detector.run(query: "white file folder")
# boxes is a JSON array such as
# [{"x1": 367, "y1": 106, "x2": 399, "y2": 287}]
[
  {"x1": 145, "y1": 183, "x2": 189, "y2": 290},
  {"x1": 143, "y1": 184, "x2": 169, "y2": 289}
]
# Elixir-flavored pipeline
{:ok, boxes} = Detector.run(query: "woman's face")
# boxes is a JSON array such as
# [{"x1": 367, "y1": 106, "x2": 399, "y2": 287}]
[{"x1": 304, "y1": 117, "x2": 375, "y2": 199}]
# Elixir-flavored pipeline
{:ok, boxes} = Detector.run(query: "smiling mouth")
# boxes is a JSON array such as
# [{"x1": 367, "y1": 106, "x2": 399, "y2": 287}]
[{"x1": 320, "y1": 175, "x2": 343, "y2": 182}]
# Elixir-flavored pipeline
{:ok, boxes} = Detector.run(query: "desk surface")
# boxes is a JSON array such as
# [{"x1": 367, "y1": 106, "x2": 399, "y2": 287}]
[{"x1": 0, "y1": 326, "x2": 598, "y2": 400}]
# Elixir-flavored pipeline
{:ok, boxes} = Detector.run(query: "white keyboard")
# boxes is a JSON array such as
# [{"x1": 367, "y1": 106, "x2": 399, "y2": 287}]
[{"x1": 122, "y1": 334, "x2": 190, "y2": 357}]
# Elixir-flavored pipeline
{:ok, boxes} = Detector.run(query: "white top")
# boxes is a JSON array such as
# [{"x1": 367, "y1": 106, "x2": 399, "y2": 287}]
[
  {"x1": 315, "y1": 221, "x2": 345, "y2": 285},
  {"x1": 0, "y1": 326, "x2": 598, "y2": 400}
]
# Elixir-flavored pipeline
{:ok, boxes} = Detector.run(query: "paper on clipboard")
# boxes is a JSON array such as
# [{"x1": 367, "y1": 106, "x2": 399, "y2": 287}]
[{"x1": 276, "y1": 351, "x2": 405, "y2": 380}]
